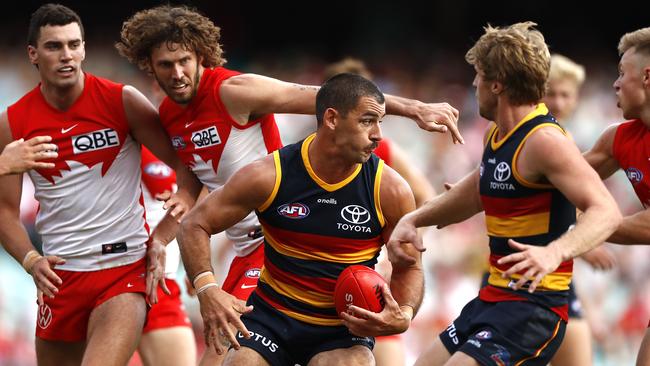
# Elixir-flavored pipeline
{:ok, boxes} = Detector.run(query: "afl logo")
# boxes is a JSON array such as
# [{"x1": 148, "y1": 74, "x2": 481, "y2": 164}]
[
  {"x1": 494, "y1": 162, "x2": 511, "y2": 182},
  {"x1": 340, "y1": 205, "x2": 371, "y2": 225},
  {"x1": 626, "y1": 167, "x2": 644, "y2": 184},
  {"x1": 144, "y1": 162, "x2": 173, "y2": 178},
  {"x1": 278, "y1": 203, "x2": 310, "y2": 219},
  {"x1": 38, "y1": 304, "x2": 52, "y2": 329},
  {"x1": 245, "y1": 268, "x2": 261, "y2": 278}
]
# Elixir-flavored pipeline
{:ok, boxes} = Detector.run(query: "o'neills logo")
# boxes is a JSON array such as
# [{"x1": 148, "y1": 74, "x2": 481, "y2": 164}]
[{"x1": 38, "y1": 304, "x2": 52, "y2": 329}]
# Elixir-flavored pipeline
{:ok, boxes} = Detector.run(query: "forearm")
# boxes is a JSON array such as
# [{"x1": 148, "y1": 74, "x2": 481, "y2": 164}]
[
  {"x1": 607, "y1": 210, "x2": 650, "y2": 244},
  {"x1": 150, "y1": 213, "x2": 180, "y2": 246},
  {"x1": 384, "y1": 94, "x2": 422, "y2": 120},
  {"x1": 177, "y1": 217, "x2": 214, "y2": 280},
  {"x1": 389, "y1": 262, "x2": 424, "y2": 317},
  {"x1": 550, "y1": 205, "x2": 621, "y2": 260},
  {"x1": 409, "y1": 190, "x2": 480, "y2": 229}
]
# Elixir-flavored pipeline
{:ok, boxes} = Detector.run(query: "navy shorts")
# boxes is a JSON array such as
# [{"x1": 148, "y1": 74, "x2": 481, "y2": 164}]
[
  {"x1": 235, "y1": 292, "x2": 375, "y2": 365},
  {"x1": 439, "y1": 297, "x2": 566, "y2": 366}
]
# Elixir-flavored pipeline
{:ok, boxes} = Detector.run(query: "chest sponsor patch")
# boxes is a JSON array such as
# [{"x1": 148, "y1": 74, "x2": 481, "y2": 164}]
[{"x1": 191, "y1": 126, "x2": 221, "y2": 149}]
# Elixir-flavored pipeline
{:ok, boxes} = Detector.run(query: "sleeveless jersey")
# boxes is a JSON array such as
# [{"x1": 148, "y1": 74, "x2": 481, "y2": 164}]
[
  {"x1": 7, "y1": 73, "x2": 148, "y2": 270},
  {"x1": 613, "y1": 119, "x2": 650, "y2": 208},
  {"x1": 478, "y1": 104, "x2": 576, "y2": 320},
  {"x1": 140, "y1": 147, "x2": 180, "y2": 278},
  {"x1": 159, "y1": 67, "x2": 282, "y2": 257},
  {"x1": 255, "y1": 134, "x2": 385, "y2": 326}
]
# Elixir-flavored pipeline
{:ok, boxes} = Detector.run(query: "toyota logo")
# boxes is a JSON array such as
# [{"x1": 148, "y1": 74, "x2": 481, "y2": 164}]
[
  {"x1": 340, "y1": 205, "x2": 371, "y2": 224},
  {"x1": 493, "y1": 162, "x2": 511, "y2": 182},
  {"x1": 38, "y1": 304, "x2": 52, "y2": 329}
]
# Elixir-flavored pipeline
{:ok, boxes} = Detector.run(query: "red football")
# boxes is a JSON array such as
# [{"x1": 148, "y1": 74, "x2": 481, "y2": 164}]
[{"x1": 334, "y1": 265, "x2": 387, "y2": 317}]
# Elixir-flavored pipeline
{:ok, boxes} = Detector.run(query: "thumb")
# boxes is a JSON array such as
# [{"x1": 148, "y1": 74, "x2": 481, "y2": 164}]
[{"x1": 234, "y1": 301, "x2": 254, "y2": 314}]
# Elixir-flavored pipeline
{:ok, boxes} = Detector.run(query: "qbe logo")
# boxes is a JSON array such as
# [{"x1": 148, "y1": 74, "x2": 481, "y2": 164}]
[
  {"x1": 191, "y1": 126, "x2": 221, "y2": 149},
  {"x1": 72, "y1": 129, "x2": 119, "y2": 154}
]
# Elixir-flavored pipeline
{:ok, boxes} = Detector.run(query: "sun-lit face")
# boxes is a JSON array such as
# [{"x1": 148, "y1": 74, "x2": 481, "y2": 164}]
[
  {"x1": 150, "y1": 43, "x2": 203, "y2": 105},
  {"x1": 332, "y1": 96, "x2": 385, "y2": 163},
  {"x1": 614, "y1": 48, "x2": 649, "y2": 120},
  {"x1": 28, "y1": 23, "x2": 85, "y2": 90},
  {"x1": 473, "y1": 66, "x2": 498, "y2": 121},
  {"x1": 544, "y1": 78, "x2": 580, "y2": 122}
]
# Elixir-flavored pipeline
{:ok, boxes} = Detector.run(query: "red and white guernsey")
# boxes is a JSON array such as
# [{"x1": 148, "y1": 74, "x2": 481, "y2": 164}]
[
  {"x1": 159, "y1": 67, "x2": 282, "y2": 257},
  {"x1": 7, "y1": 73, "x2": 148, "y2": 271},
  {"x1": 613, "y1": 119, "x2": 650, "y2": 208},
  {"x1": 140, "y1": 147, "x2": 180, "y2": 278}
]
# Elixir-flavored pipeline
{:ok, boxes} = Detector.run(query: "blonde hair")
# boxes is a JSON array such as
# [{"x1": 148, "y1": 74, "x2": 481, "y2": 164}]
[
  {"x1": 466, "y1": 21, "x2": 550, "y2": 105},
  {"x1": 618, "y1": 27, "x2": 650, "y2": 56},
  {"x1": 549, "y1": 54, "x2": 585, "y2": 86},
  {"x1": 323, "y1": 58, "x2": 372, "y2": 81}
]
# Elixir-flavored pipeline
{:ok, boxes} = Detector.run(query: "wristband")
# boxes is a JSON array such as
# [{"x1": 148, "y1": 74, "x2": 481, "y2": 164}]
[
  {"x1": 196, "y1": 282, "x2": 219, "y2": 295},
  {"x1": 193, "y1": 271, "x2": 216, "y2": 289},
  {"x1": 22, "y1": 250, "x2": 43, "y2": 274}
]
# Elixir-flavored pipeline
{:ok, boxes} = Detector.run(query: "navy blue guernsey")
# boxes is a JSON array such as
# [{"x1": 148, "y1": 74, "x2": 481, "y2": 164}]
[
  {"x1": 478, "y1": 104, "x2": 576, "y2": 320},
  {"x1": 255, "y1": 133, "x2": 385, "y2": 326}
]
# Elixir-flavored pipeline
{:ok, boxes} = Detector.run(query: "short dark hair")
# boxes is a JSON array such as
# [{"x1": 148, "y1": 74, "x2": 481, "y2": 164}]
[
  {"x1": 316, "y1": 73, "x2": 385, "y2": 127},
  {"x1": 28, "y1": 3, "x2": 84, "y2": 46}
]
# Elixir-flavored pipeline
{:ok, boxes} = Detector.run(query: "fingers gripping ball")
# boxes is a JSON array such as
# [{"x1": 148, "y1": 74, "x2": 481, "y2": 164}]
[{"x1": 334, "y1": 265, "x2": 387, "y2": 316}]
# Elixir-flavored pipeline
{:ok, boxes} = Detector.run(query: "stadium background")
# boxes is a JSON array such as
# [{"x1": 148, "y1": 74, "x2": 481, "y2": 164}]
[{"x1": 0, "y1": 1, "x2": 648, "y2": 365}]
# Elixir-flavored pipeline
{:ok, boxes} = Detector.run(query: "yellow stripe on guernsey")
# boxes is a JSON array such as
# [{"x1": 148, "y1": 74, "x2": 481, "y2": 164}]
[
  {"x1": 301, "y1": 134, "x2": 362, "y2": 192},
  {"x1": 263, "y1": 229, "x2": 381, "y2": 263},
  {"x1": 278, "y1": 308, "x2": 342, "y2": 326},
  {"x1": 512, "y1": 123, "x2": 568, "y2": 189},
  {"x1": 373, "y1": 160, "x2": 386, "y2": 227},
  {"x1": 487, "y1": 266, "x2": 571, "y2": 291},
  {"x1": 258, "y1": 151, "x2": 282, "y2": 212},
  {"x1": 485, "y1": 212, "x2": 550, "y2": 237},
  {"x1": 491, "y1": 104, "x2": 549, "y2": 150},
  {"x1": 259, "y1": 270, "x2": 334, "y2": 308}
]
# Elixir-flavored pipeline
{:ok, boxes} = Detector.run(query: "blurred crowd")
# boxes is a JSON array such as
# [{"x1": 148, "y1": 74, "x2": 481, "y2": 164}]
[{"x1": 0, "y1": 44, "x2": 648, "y2": 366}]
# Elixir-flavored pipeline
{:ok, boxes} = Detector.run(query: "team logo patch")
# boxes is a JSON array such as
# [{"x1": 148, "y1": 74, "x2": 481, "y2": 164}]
[
  {"x1": 171, "y1": 136, "x2": 186, "y2": 150},
  {"x1": 38, "y1": 304, "x2": 52, "y2": 329},
  {"x1": 489, "y1": 344, "x2": 511, "y2": 366},
  {"x1": 144, "y1": 162, "x2": 173, "y2": 178},
  {"x1": 191, "y1": 126, "x2": 221, "y2": 149},
  {"x1": 340, "y1": 205, "x2": 371, "y2": 225},
  {"x1": 476, "y1": 330, "x2": 492, "y2": 340},
  {"x1": 72, "y1": 129, "x2": 119, "y2": 154},
  {"x1": 278, "y1": 203, "x2": 310, "y2": 219},
  {"x1": 493, "y1": 162, "x2": 511, "y2": 182},
  {"x1": 245, "y1": 268, "x2": 261, "y2": 278},
  {"x1": 626, "y1": 167, "x2": 643, "y2": 184}
]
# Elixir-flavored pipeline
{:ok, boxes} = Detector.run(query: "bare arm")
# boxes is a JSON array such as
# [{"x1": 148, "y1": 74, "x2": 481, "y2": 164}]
[
  {"x1": 583, "y1": 124, "x2": 620, "y2": 180},
  {"x1": 387, "y1": 141, "x2": 436, "y2": 207},
  {"x1": 500, "y1": 127, "x2": 622, "y2": 291},
  {"x1": 177, "y1": 154, "x2": 276, "y2": 354},
  {"x1": 0, "y1": 112, "x2": 64, "y2": 301},
  {"x1": 220, "y1": 73, "x2": 462, "y2": 142}
]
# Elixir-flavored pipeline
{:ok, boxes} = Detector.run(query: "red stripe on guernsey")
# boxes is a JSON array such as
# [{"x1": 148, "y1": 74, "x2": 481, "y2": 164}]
[
  {"x1": 479, "y1": 285, "x2": 527, "y2": 302},
  {"x1": 482, "y1": 192, "x2": 552, "y2": 218},
  {"x1": 139, "y1": 192, "x2": 150, "y2": 235},
  {"x1": 260, "y1": 118, "x2": 283, "y2": 154},
  {"x1": 489, "y1": 254, "x2": 573, "y2": 273},
  {"x1": 261, "y1": 220, "x2": 381, "y2": 254},
  {"x1": 264, "y1": 258, "x2": 336, "y2": 294}
]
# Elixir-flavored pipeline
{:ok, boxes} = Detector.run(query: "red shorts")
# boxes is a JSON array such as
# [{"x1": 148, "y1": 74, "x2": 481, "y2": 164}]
[
  {"x1": 221, "y1": 243, "x2": 264, "y2": 300},
  {"x1": 36, "y1": 259, "x2": 146, "y2": 342},
  {"x1": 143, "y1": 278, "x2": 191, "y2": 333}
]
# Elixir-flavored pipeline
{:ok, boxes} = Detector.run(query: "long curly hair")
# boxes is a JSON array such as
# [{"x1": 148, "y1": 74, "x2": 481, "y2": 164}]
[{"x1": 115, "y1": 5, "x2": 225, "y2": 72}]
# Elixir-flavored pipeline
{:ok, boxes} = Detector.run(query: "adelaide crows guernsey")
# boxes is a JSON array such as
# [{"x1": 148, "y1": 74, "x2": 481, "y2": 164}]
[
  {"x1": 613, "y1": 119, "x2": 650, "y2": 208},
  {"x1": 255, "y1": 134, "x2": 385, "y2": 326},
  {"x1": 159, "y1": 67, "x2": 282, "y2": 257},
  {"x1": 478, "y1": 104, "x2": 576, "y2": 320}
]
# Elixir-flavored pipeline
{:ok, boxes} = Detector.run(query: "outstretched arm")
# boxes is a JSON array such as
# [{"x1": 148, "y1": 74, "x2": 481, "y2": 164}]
[
  {"x1": 0, "y1": 136, "x2": 58, "y2": 175},
  {"x1": 178, "y1": 154, "x2": 276, "y2": 355},
  {"x1": 220, "y1": 73, "x2": 462, "y2": 142}
]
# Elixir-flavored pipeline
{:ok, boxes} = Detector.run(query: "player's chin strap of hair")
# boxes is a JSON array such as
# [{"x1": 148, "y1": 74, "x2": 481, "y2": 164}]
[
  {"x1": 22, "y1": 250, "x2": 44, "y2": 275},
  {"x1": 193, "y1": 271, "x2": 219, "y2": 295}
]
